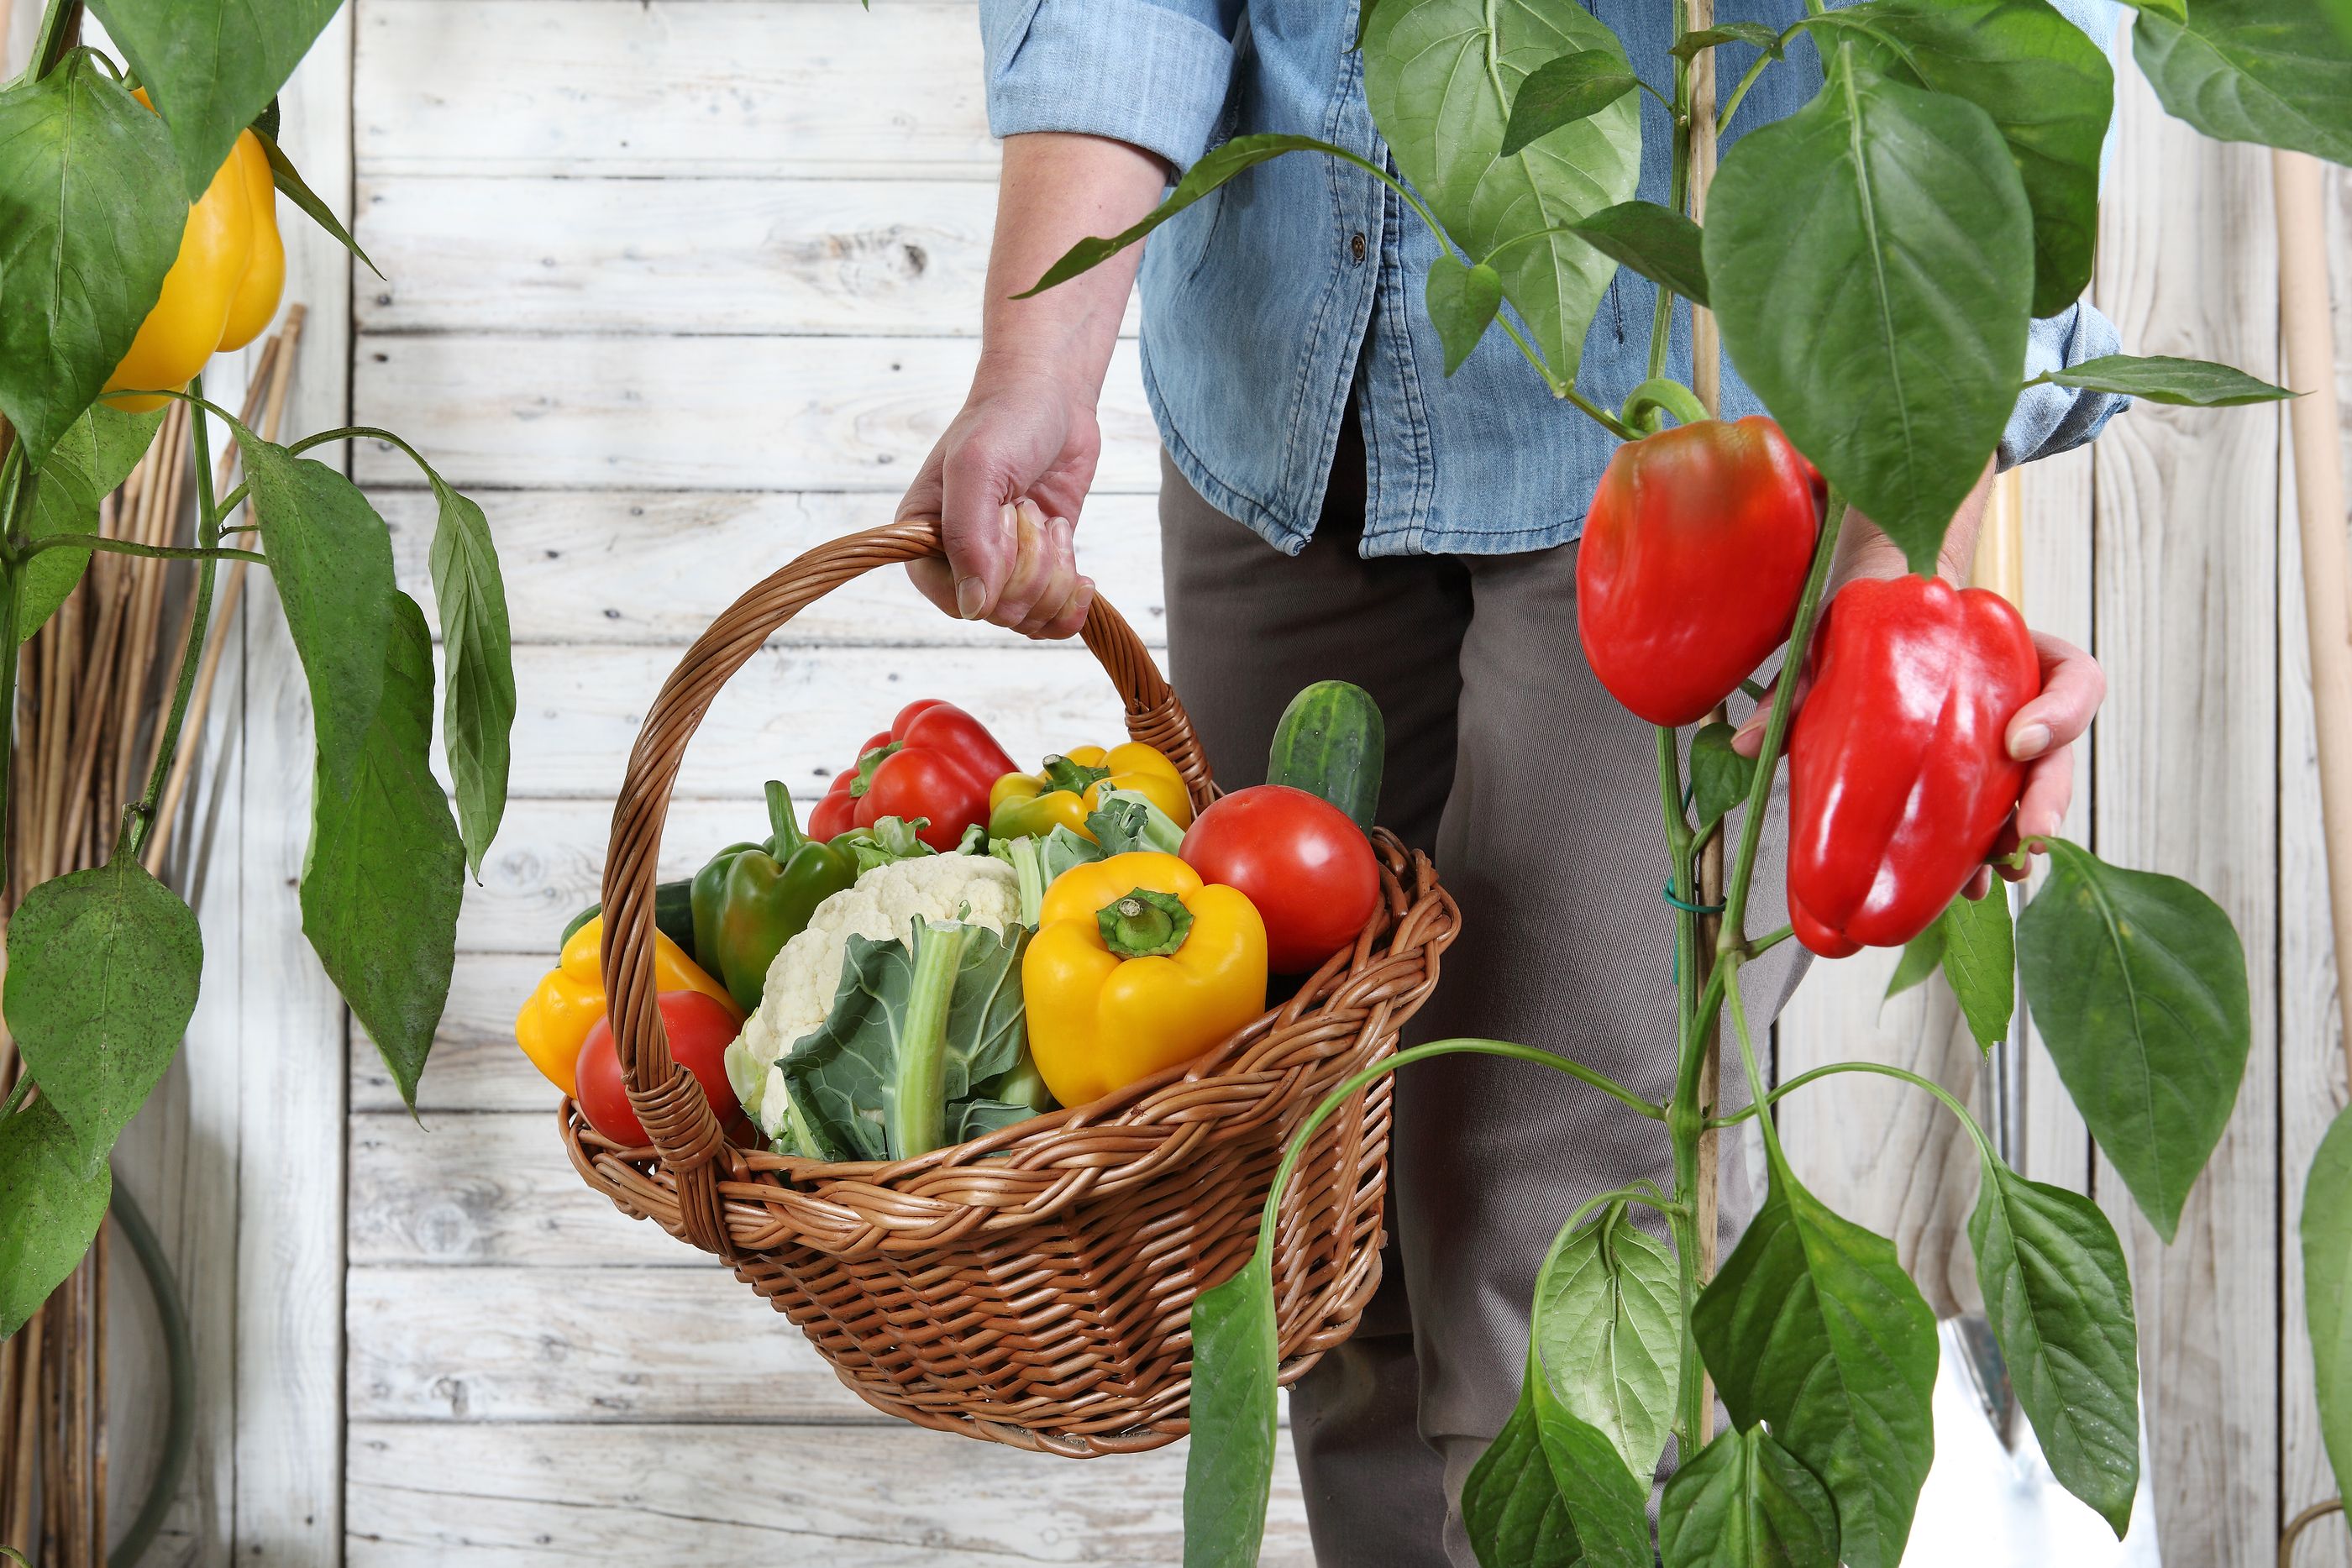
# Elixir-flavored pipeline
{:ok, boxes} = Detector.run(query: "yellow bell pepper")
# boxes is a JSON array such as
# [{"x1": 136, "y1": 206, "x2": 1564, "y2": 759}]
[
  {"x1": 513, "y1": 915, "x2": 738, "y2": 1096},
  {"x1": 1023, "y1": 852, "x2": 1267, "y2": 1106},
  {"x1": 987, "y1": 742, "x2": 1195, "y2": 842}
]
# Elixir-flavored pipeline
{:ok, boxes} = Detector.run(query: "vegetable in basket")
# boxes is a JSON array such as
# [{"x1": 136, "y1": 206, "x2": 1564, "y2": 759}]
[
  {"x1": 1024, "y1": 852, "x2": 1268, "y2": 1106},
  {"x1": 1179, "y1": 785, "x2": 1380, "y2": 973},
  {"x1": 574, "y1": 989, "x2": 741, "y2": 1146},
  {"x1": 987, "y1": 741, "x2": 1194, "y2": 841},
  {"x1": 690, "y1": 782, "x2": 859, "y2": 1012},
  {"x1": 560, "y1": 876, "x2": 695, "y2": 950},
  {"x1": 808, "y1": 699, "x2": 1015, "y2": 852},
  {"x1": 514, "y1": 915, "x2": 738, "y2": 1097},
  {"x1": 723, "y1": 851, "x2": 1028, "y2": 1145},
  {"x1": 1266, "y1": 680, "x2": 1385, "y2": 833}
]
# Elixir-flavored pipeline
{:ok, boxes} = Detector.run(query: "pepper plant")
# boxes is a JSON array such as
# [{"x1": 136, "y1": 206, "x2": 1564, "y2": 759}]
[
  {"x1": 0, "y1": 0, "x2": 512, "y2": 1338},
  {"x1": 1033, "y1": 2, "x2": 2352, "y2": 1563}
]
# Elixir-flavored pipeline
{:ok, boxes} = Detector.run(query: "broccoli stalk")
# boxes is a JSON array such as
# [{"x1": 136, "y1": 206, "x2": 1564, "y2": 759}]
[{"x1": 887, "y1": 916, "x2": 973, "y2": 1158}]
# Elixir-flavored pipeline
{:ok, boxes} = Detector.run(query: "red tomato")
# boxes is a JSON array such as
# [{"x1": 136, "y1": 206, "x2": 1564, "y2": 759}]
[
  {"x1": 1179, "y1": 785, "x2": 1382, "y2": 973},
  {"x1": 575, "y1": 989, "x2": 742, "y2": 1146}
]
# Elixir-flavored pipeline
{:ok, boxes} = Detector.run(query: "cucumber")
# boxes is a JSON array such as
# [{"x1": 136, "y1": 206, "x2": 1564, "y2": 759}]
[
  {"x1": 1266, "y1": 680, "x2": 1385, "y2": 832},
  {"x1": 561, "y1": 877, "x2": 696, "y2": 951}
]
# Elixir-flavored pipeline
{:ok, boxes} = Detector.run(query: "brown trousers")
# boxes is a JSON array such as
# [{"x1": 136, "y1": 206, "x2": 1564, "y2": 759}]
[{"x1": 1159, "y1": 433, "x2": 1808, "y2": 1567}]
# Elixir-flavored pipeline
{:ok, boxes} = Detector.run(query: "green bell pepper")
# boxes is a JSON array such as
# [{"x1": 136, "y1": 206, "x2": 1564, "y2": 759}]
[{"x1": 690, "y1": 781, "x2": 860, "y2": 1012}]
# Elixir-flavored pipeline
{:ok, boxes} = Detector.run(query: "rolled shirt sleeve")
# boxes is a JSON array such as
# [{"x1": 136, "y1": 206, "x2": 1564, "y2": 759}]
[
  {"x1": 1998, "y1": 300, "x2": 2129, "y2": 469},
  {"x1": 980, "y1": 0, "x2": 1239, "y2": 174}
]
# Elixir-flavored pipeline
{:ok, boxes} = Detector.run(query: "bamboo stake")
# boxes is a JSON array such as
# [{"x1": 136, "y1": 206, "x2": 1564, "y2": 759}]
[{"x1": 2273, "y1": 149, "x2": 2352, "y2": 1074}]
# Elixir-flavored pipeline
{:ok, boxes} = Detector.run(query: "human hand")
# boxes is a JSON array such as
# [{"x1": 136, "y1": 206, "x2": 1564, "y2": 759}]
[{"x1": 899, "y1": 363, "x2": 1098, "y2": 640}]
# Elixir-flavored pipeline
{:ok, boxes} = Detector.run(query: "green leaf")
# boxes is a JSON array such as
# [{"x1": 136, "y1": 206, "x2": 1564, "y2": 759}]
[
  {"x1": 1500, "y1": 49, "x2": 1640, "y2": 158},
  {"x1": 1529, "y1": 1367, "x2": 1654, "y2": 1568},
  {"x1": 1462, "y1": 1382, "x2": 1584, "y2": 1566},
  {"x1": 2116, "y1": 0, "x2": 2187, "y2": 21},
  {"x1": 2018, "y1": 839, "x2": 2251, "y2": 1242},
  {"x1": 2133, "y1": 0, "x2": 2352, "y2": 165},
  {"x1": 1363, "y1": 0, "x2": 1643, "y2": 387},
  {"x1": 2030, "y1": 352, "x2": 2294, "y2": 406},
  {"x1": 1693, "y1": 1151, "x2": 1939, "y2": 1568},
  {"x1": 1427, "y1": 255, "x2": 1505, "y2": 375},
  {"x1": 5, "y1": 853, "x2": 202, "y2": 1155},
  {"x1": 18, "y1": 401, "x2": 165, "y2": 643},
  {"x1": 1021, "y1": 133, "x2": 1352, "y2": 298},
  {"x1": 86, "y1": 0, "x2": 342, "y2": 200},
  {"x1": 1531, "y1": 1202, "x2": 1679, "y2": 1478},
  {"x1": 1885, "y1": 922, "x2": 1944, "y2": 1000},
  {"x1": 1568, "y1": 200, "x2": 1709, "y2": 308},
  {"x1": 1690, "y1": 721, "x2": 1756, "y2": 834},
  {"x1": 1838, "y1": 0, "x2": 2113, "y2": 317},
  {"x1": 301, "y1": 592, "x2": 463, "y2": 1109},
  {"x1": 0, "y1": 53, "x2": 185, "y2": 464},
  {"x1": 1938, "y1": 890, "x2": 2015, "y2": 1050},
  {"x1": 780, "y1": 920, "x2": 1032, "y2": 1162},
  {"x1": 0, "y1": 1099, "x2": 111, "y2": 1340},
  {"x1": 2302, "y1": 1106, "x2": 2352, "y2": 1516},
  {"x1": 1659, "y1": 1424, "x2": 1841, "y2": 1568},
  {"x1": 255, "y1": 128, "x2": 382, "y2": 277},
  {"x1": 425, "y1": 476, "x2": 515, "y2": 877},
  {"x1": 1970, "y1": 1154, "x2": 2141, "y2": 1536},
  {"x1": 238, "y1": 431, "x2": 398, "y2": 800},
  {"x1": 1672, "y1": 22, "x2": 1788, "y2": 61},
  {"x1": 1183, "y1": 1251, "x2": 1280, "y2": 1568},
  {"x1": 1705, "y1": 58, "x2": 2033, "y2": 576}
]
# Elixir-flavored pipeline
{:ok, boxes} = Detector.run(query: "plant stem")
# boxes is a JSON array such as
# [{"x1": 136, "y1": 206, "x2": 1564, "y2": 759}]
[
  {"x1": 1722, "y1": 963, "x2": 1782, "y2": 1164},
  {"x1": 1622, "y1": 376, "x2": 1711, "y2": 433},
  {"x1": 26, "y1": 0, "x2": 79, "y2": 81},
  {"x1": 18, "y1": 534, "x2": 265, "y2": 567},
  {"x1": 0, "y1": 552, "x2": 17, "y2": 903},
  {"x1": 120, "y1": 374, "x2": 223, "y2": 861},
  {"x1": 1709, "y1": 1057, "x2": 1994, "y2": 1162}
]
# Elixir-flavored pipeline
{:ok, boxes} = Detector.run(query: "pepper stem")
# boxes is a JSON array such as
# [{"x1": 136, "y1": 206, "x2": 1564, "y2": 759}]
[
  {"x1": 1096, "y1": 888, "x2": 1192, "y2": 957},
  {"x1": 764, "y1": 779, "x2": 805, "y2": 856},
  {"x1": 848, "y1": 741, "x2": 901, "y2": 798},
  {"x1": 1041, "y1": 753, "x2": 1113, "y2": 795}
]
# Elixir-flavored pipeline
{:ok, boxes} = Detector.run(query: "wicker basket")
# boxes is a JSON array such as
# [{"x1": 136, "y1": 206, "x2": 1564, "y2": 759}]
[{"x1": 568, "y1": 517, "x2": 1458, "y2": 1455}]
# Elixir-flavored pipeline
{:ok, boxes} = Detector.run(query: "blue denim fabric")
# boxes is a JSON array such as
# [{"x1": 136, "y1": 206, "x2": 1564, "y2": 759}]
[{"x1": 981, "y1": 0, "x2": 2128, "y2": 558}]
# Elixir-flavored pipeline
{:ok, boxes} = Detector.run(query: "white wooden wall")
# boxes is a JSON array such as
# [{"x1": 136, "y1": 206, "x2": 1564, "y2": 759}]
[{"x1": 72, "y1": 3, "x2": 2349, "y2": 1564}]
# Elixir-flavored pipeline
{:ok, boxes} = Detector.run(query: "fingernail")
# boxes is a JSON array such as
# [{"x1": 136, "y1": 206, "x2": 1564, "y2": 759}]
[
  {"x1": 2011, "y1": 722, "x2": 2051, "y2": 758},
  {"x1": 999, "y1": 502, "x2": 1017, "y2": 530},
  {"x1": 955, "y1": 576, "x2": 988, "y2": 619}
]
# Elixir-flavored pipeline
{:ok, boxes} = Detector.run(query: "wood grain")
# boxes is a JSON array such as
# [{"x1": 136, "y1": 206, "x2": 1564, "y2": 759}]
[
  {"x1": 381, "y1": 490, "x2": 1166, "y2": 648},
  {"x1": 349, "y1": 336, "x2": 1160, "y2": 492},
  {"x1": 2091, "y1": 50, "x2": 2282, "y2": 1568},
  {"x1": 346, "y1": 1421, "x2": 1315, "y2": 1566},
  {"x1": 355, "y1": 2, "x2": 997, "y2": 180}
]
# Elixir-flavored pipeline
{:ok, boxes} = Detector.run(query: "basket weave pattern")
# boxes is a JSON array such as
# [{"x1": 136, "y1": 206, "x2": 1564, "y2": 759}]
[{"x1": 569, "y1": 518, "x2": 1458, "y2": 1454}]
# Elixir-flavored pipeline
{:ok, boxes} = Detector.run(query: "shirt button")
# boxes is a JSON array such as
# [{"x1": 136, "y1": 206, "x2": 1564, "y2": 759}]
[{"x1": 1350, "y1": 232, "x2": 1368, "y2": 265}]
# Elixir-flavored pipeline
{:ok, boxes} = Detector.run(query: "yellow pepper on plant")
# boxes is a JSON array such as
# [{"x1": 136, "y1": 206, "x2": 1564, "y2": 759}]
[
  {"x1": 988, "y1": 742, "x2": 1194, "y2": 842},
  {"x1": 513, "y1": 915, "x2": 738, "y2": 1097},
  {"x1": 1022, "y1": 852, "x2": 1266, "y2": 1107}
]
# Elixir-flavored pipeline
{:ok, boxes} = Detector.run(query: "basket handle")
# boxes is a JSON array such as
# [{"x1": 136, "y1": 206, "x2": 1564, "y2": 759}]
[{"x1": 597, "y1": 516, "x2": 1211, "y2": 1255}]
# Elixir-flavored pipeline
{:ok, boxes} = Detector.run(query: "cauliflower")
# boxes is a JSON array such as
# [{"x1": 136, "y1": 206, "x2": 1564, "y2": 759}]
[{"x1": 725, "y1": 852, "x2": 1019, "y2": 1137}]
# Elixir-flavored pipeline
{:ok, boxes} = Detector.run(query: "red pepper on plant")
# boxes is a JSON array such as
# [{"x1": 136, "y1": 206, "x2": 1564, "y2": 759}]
[
  {"x1": 1576, "y1": 416, "x2": 1823, "y2": 726},
  {"x1": 807, "y1": 699, "x2": 1017, "y2": 852},
  {"x1": 1784, "y1": 574, "x2": 2042, "y2": 957}
]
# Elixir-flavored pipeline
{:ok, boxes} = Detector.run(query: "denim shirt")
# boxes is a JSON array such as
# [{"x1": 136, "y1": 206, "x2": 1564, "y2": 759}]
[{"x1": 982, "y1": 0, "x2": 2127, "y2": 558}]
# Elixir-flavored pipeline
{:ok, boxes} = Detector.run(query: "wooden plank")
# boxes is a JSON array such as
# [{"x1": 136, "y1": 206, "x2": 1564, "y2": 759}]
[
  {"x1": 382, "y1": 490, "x2": 1167, "y2": 648},
  {"x1": 346, "y1": 1264, "x2": 874, "y2": 1422},
  {"x1": 354, "y1": 955, "x2": 557, "y2": 1115},
  {"x1": 357, "y1": 176, "x2": 1142, "y2": 339},
  {"x1": 351, "y1": 1114, "x2": 695, "y2": 1268},
  {"x1": 346, "y1": 1421, "x2": 1315, "y2": 1566},
  {"x1": 489, "y1": 642, "x2": 1133, "y2": 801},
  {"x1": 2278, "y1": 156, "x2": 2352, "y2": 1568},
  {"x1": 355, "y1": 2, "x2": 996, "y2": 180},
  {"x1": 351, "y1": 336, "x2": 1160, "y2": 493},
  {"x1": 2090, "y1": 48, "x2": 2281, "y2": 1567},
  {"x1": 228, "y1": 18, "x2": 356, "y2": 1562}
]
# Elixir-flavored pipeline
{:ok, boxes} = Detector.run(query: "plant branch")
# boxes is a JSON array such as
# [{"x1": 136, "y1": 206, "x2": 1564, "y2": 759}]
[
  {"x1": 120, "y1": 374, "x2": 224, "y2": 860},
  {"x1": 18, "y1": 535, "x2": 266, "y2": 567},
  {"x1": 27, "y1": 0, "x2": 80, "y2": 81},
  {"x1": 1709, "y1": 1056, "x2": 1995, "y2": 1164}
]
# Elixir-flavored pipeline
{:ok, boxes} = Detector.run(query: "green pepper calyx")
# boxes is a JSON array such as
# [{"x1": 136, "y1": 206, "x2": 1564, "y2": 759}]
[
  {"x1": 1096, "y1": 888, "x2": 1193, "y2": 957},
  {"x1": 848, "y1": 742, "x2": 903, "y2": 798},
  {"x1": 1041, "y1": 753, "x2": 1113, "y2": 796}
]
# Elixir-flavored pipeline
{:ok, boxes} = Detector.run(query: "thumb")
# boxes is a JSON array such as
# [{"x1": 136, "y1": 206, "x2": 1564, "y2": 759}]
[{"x1": 937, "y1": 462, "x2": 1018, "y2": 621}]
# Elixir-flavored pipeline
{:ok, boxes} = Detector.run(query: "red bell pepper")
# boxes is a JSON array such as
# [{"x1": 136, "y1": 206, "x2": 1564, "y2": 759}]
[
  {"x1": 1785, "y1": 575, "x2": 2041, "y2": 957},
  {"x1": 1577, "y1": 417, "x2": 1823, "y2": 726},
  {"x1": 807, "y1": 699, "x2": 1016, "y2": 852}
]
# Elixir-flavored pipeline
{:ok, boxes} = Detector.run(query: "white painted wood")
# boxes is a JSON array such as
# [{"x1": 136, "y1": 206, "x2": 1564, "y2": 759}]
[
  {"x1": 489, "y1": 642, "x2": 1131, "y2": 800},
  {"x1": 353, "y1": 955, "x2": 554, "y2": 1115},
  {"x1": 350, "y1": 335, "x2": 1160, "y2": 492},
  {"x1": 358, "y1": 176, "x2": 1142, "y2": 339},
  {"x1": 2091, "y1": 43, "x2": 2281, "y2": 1568},
  {"x1": 355, "y1": 2, "x2": 997, "y2": 180},
  {"x1": 382, "y1": 490, "x2": 1167, "y2": 648},
  {"x1": 345, "y1": 1422, "x2": 1315, "y2": 1566},
  {"x1": 232, "y1": 21, "x2": 355, "y2": 1563},
  {"x1": 2278, "y1": 156, "x2": 2352, "y2": 1568}
]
